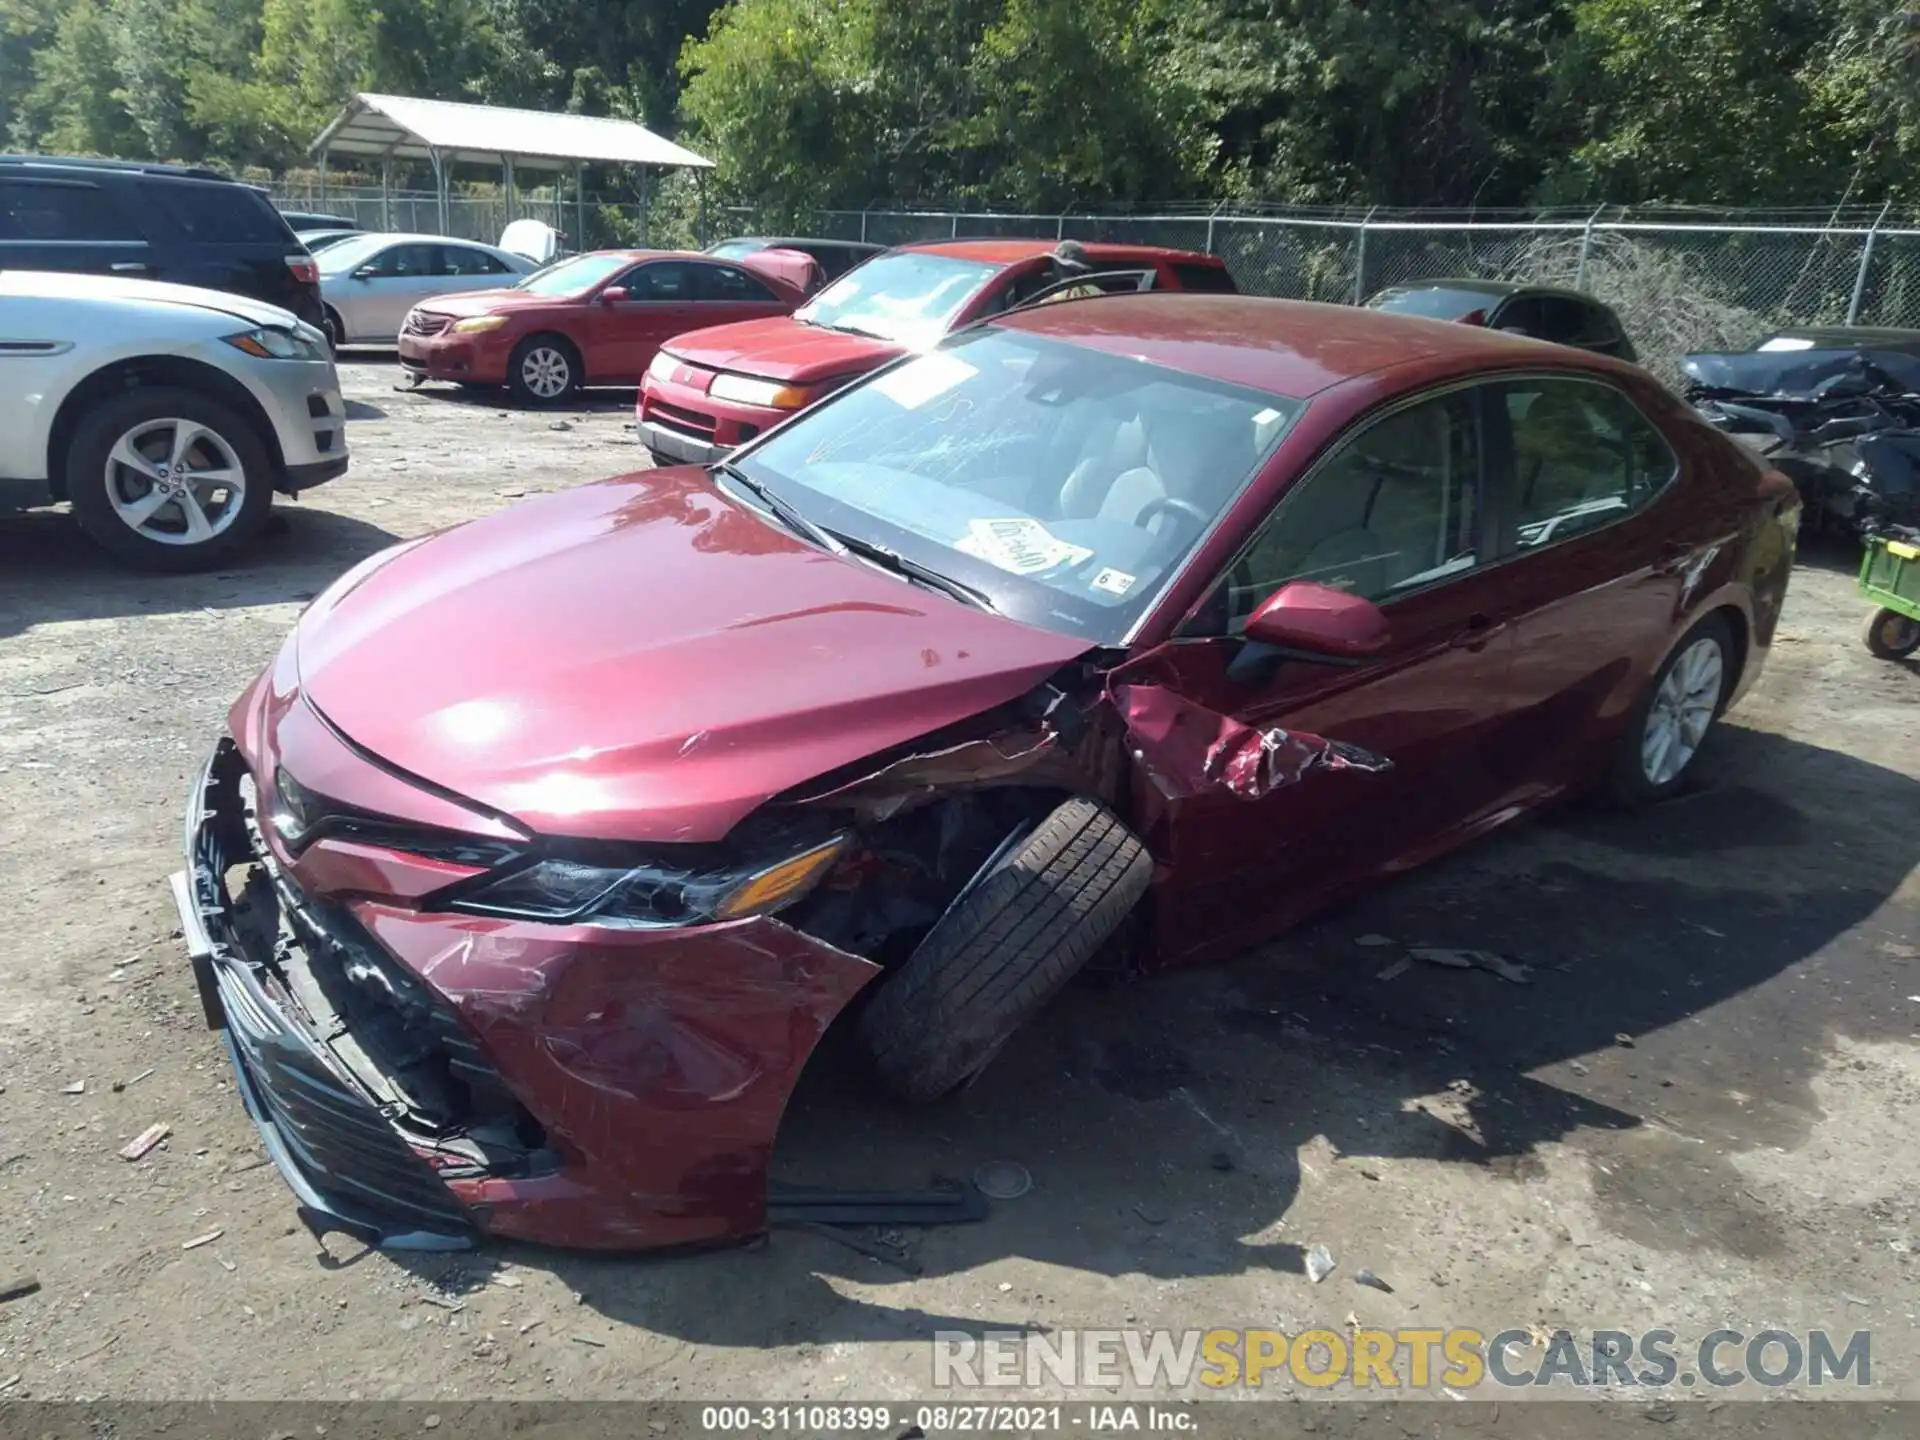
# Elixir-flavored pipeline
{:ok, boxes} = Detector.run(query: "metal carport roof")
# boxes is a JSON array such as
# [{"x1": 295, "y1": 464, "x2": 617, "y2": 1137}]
[{"x1": 311, "y1": 93, "x2": 714, "y2": 172}]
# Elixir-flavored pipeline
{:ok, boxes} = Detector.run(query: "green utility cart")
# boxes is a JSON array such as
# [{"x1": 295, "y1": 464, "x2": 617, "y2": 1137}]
[{"x1": 1860, "y1": 530, "x2": 1920, "y2": 661}]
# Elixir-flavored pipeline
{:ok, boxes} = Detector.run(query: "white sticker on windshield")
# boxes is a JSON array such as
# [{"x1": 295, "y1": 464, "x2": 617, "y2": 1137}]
[
  {"x1": 1252, "y1": 407, "x2": 1283, "y2": 425},
  {"x1": 872, "y1": 353, "x2": 977, "y2": 410},
  {"x1": 1091, "y1": 567, "x2": 1137, "y2": 597},
  {"x1": 955, "y1": 517, "x2": 1094, "y2": 576}
]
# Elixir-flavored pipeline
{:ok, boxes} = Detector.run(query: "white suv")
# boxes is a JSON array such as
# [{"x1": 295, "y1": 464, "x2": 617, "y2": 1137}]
[{"x1": 0, "y1": 271, "x2": 349, "y2": 569}]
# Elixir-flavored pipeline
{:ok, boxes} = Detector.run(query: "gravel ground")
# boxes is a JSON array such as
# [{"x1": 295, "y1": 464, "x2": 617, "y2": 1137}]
[{"x1": 1, "y1": 355, "x2": 1917, "y2": 1412}]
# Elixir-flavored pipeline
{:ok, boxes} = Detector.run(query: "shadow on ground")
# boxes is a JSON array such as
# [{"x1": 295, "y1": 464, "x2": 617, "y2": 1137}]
[
  {"x1": 0, "y1": 504, "x2": 401, "y2": 639},
  {"x1": 384, "y1": 720, "x2": 1920, "y2": 1348}
]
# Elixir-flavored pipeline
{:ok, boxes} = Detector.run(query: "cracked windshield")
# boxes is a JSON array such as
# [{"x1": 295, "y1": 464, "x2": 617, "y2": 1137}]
[{"x1": 736, "y1": 328, "x2": 1301, "y2": 641}]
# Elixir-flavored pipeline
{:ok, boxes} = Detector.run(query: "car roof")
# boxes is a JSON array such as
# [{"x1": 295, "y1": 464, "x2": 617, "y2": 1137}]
[
  {"x1": 901, "y1": 238, "x2": 1221, "y2": 266},
  {"x1": 715, "y1": 236, "x2": 881, "y2": 249},
  {"x1": 0, "y1": 153, "x2": 233, "y2": 182},
  {"x1": 990, "y1": 292, "x2": 1620, "y2": 400},
  {"x1": 1374, "y1": 277, "x2": 1608, "y2": 305}
]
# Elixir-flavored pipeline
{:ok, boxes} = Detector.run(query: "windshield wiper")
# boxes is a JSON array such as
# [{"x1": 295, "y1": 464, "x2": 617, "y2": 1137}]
[
  {"x1": 711, "y1": 461, "x2": 847, "y2": 556},
  {"x1": 826, "y1": 320, "x2": 895, "y2": 342},
  {"x1": 821, "y1": 528, "x2": 999, "y2": 613}
]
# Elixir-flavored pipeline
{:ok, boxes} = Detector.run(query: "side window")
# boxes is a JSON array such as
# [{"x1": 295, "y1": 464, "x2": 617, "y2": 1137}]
[
  {"x1": 1221, "y1": 392, "x2": 1482, "y2": 627},
  {"x1": 1171, "y1": 261, "x2": 1239, "y2": 294},
  {"x1": 1492, "y1": 295, "x2": 1552, "y2": 338},
  {"x1": 364, "y1": 244, "x2": 435, "y2": 277},
  {"x1": 0, "y1": 179, "x2": 142, "y2": 241},
  {"x1": 620, "y1": 261, "x2": 701, "y2": 300},
  {"x1": 699, "y1": 263, "x2": 778, "y2": 302},
  {"x1": 440, "y1": 245, "x2": 507, "y2": 276},
  {"x1": 1505, "y1": 380, "x2": 1677, "y2": 550},
  {"x1": 147, "y1": 181, "x2": 287, "y2": 243}
]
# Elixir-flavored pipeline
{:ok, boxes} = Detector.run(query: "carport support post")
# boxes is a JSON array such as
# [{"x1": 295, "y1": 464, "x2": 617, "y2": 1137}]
[
  {"x1": 504, "y1": 155, "x2": 516, "y2": 230},
  {"x1": 859, "y1": 208, "x2": 869, "y2": 243},
  {"x1": 575, "y1": 163, "x2": 587, "y2": 250},
  {"x1": 1350, "y1": 206, "x2": 1377, "y2": 305},
  {"x1": 380, "y1": 155, "x2": 392, "y2": 232},
  {"x1": 1574, "y1": 206, "x2": 1606, "y2": 290},
  {"x1": 429, "y1": 148, "x2": 449, "y2": 235},
  {"x1": 317, "y1": 151, "x2": 327, "y2": 210},
  {"x1": 1205, "y1": 199, "x2": 1223, "y2": 256},
  {"x1": 1847, "y1": 200, "x2": 1893, "y2": 325}
]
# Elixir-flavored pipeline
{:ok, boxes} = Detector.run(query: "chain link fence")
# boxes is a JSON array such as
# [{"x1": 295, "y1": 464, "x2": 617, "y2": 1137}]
[{"x1": 269, "y1": 183, "x2": 1920, "y2": 379}]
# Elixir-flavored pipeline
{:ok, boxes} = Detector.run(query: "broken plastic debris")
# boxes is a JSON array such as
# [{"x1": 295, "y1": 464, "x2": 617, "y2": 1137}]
[
  {"x1": 973, "y1": 1160, "x2": 1032, "y2": 1200},
  {"x1": 111, "y1": 1067, "x2": 155, "y2": 1094},
  {"x1": 1375, "y1": 957, "x2": 1413, "y2": 983},
  {"x1": 181, "y1": 1228, "x2": 223, "y2": 1250},
  {"x1": 1304, "y1": 1244, "x2": 1337, "y2": 1283},
  {"x1": 1409, "y1": 947, "x2": 1530, "y2": 984},
  {"x1": 0, "y1": 1274, "x2": 41, "y2": 1304},
  {"x1": 1614, "y1": 1032, "x2": 1637, "y2": 1048},
  {"x1": 1355, "y1": 934, "x2": 1396, "y2": 947},
  {"x1": 119, "y1": 1123, "x2": 170, "y2": 1161},
  {"x1": 1114, "y1": 684, "x2": 1390, "y2": 800},
  {"x1": 60, "y1": 1081, "x2": 84, "y2": 1095},
  {"x1": 1354, "y1": 1268, "x2": 1394, "y2": 1293}
]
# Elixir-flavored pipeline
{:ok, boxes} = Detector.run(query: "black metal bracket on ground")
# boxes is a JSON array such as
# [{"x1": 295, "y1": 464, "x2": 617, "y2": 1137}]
[{"x1": 766, "y1": 1181, "x2": 989, "y2": 1228}]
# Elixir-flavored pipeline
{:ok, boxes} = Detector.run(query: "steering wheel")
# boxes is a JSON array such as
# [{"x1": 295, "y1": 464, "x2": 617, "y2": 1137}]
[{"x1": 1136, "y1": 496, "x2": 1211, "y2": 536}]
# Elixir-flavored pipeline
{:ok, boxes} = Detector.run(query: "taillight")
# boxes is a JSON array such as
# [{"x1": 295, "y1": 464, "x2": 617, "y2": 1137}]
[{"x1": 286, "y1": 254, "x2": 319, "y2": 285}]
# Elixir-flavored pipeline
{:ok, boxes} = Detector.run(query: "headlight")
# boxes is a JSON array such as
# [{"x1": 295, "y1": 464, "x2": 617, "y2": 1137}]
[
  {"x1": 710, "y1": 373, "x2": 813, "y2": 410},
  {"x1": 451, "y1": 315, "x2": 508, "y2": 335},
  {"x1": 446, "y1": 832, "x2": 849, "y2": 928},
  {"x1": 647, "y1": 350, "x2": 680, "y2": 384},
  {"x1": 223, "y1": 326, "x2": 328, "y2": 362}
]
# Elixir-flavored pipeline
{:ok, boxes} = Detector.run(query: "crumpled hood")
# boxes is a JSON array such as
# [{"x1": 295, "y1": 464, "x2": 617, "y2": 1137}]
[
  {"x1": 661, "y1": 316, "x2": 900, "y2": 385},
  {"x1": 294, "y1": 468, "x2": 1090, "y2": 842}
]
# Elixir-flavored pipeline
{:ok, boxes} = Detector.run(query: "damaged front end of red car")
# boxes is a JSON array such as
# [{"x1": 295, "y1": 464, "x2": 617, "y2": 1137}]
[{"x1": 171, "y1": 654, "x2": 1391, "y2": 1253}]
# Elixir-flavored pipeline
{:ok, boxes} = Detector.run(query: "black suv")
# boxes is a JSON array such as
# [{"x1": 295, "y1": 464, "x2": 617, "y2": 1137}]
[{"x1": 0, "y1": 156, "x2": 324, "y2": 327}]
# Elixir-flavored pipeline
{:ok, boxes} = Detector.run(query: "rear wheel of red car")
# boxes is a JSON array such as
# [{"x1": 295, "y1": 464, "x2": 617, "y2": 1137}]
[
  {"x1": 1604, "y1": 613, "x2": 1735, "y2": 806},
  {"x1": 508, "y1": 334, "x2": 580, "y2": 406},
  {"x1": 857, "y1": 797, "x2": 1152, "y2": 1105}
]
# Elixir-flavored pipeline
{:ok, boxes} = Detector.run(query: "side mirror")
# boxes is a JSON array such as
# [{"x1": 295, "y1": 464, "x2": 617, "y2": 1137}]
[
  {"x1": 1244, "y1": 580, "x2": 1390, "y2": 661},
  {"x1": 600, "y1": 287, "x2": 628, "y2": 305}
]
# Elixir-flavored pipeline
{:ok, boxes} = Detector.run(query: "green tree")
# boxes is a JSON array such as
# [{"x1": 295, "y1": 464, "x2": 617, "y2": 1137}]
[{"x1": 12, "y1": 0, "x2": 144, "y2": 155}]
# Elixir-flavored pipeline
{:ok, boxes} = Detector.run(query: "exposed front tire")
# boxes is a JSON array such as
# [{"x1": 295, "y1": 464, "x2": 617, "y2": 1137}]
[
  {"x1": 857, "y1": 797, "x2": 1153, "y2": 1105},
  {"x1": 1864, "y1": 607, "x2": 1920, "y2": 661},
  {"x1": 508, "y1": 334, "x2": 581, "y2": 406},
  {"x1": 64, "y1": 387, "x2": 275, "y2": 571},
  {"x1": 1603, "y1": 614, "x2": 1735, "y2": 806}
]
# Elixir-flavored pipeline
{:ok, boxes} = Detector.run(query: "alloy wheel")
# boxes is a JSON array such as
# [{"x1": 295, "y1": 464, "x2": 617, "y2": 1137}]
[
  {"x1": 1639, "y1": 635, "x2": 1725, "y2": 787},
  {"x1": 103, "y1": 418, "x2": 247, "y2": 548},
  {"x1": 521, "y1": 347, "x2": 571, "y2": 399}
]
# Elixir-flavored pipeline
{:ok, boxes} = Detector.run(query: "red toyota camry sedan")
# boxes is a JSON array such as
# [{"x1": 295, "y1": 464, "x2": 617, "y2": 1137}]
[
  {"x1": 397, "y1": 249, "x2": 806, "y2": 405},
  {"x1": 175, "y1": 294, "x2": 1799, "y2": 1253}
]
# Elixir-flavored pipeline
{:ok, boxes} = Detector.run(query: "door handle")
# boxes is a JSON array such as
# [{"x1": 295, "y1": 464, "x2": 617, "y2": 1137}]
[
  {"x1": 1448, "y1": 614, "x2": 1508, "y2": 651},
  {"x1": 110, "y1": 261, "x2": 151, "y2": 273}
]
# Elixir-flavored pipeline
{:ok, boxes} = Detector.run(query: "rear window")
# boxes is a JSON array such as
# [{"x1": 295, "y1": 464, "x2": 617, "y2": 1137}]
[
  {"x1": 1367, "y1": 285, "x2": 1502, "y2": 322},
  {"x1": 1171, "y1": 262, "x2": 1238, "y2": 294},
  {"x1": 0, "y1": 179, "x2": 143, "y2": 241},
  {"x1": 146, "y1": 179, "x2": 296, "y2": 244}
]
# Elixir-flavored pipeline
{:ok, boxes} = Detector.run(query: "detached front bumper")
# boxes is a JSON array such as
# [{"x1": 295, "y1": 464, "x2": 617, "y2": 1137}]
[{"x1": 172, "y1": 735, "x2": 883, "y2": 1252}]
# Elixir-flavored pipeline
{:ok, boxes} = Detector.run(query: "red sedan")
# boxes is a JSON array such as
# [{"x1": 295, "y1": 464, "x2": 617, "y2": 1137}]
[
  {"x1": 397, "y1": 249, "x2": 806, "y2": 406},
  {"x1": 175, "y1": 293, "x2": 1798, "y2": 1252},
  {"x1": 637, "y1": 238, "x2": 1239, "y2": 463}
]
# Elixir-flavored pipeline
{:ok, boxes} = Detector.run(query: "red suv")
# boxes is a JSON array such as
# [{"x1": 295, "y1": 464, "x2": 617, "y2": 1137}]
[{"x1": 636, "y1": 239, "x2": 1238, "y2": 464}]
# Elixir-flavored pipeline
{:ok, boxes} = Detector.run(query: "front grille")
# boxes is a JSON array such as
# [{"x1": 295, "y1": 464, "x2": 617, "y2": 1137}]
[
  {"x1": 404, "y1": 311, "x2": 451, "y2": 338},
  {"x1": 647, "y1": 398, "x2": 718, "y2": 438}
]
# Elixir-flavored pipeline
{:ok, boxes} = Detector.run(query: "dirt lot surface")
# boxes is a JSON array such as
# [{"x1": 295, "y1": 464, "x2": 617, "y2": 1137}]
[{"x1": 2, "y1": 354, "x2": 1918, "y2": 1414}]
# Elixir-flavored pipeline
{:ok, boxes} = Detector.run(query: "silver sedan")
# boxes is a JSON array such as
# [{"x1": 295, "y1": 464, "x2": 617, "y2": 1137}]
[{"x1": 318, "y1": 233, "x2": 536, "y2": 346}]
